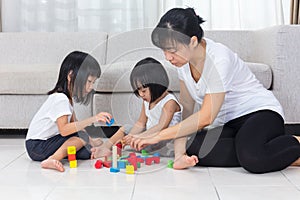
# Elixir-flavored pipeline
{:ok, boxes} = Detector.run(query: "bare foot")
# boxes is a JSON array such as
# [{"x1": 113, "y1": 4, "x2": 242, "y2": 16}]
[
  {"x1": 173, "y1": 155, "x2": 199, "y2": 170},
  {"x1": 41, "y1": 158, "x2": 65, "y2": 172},
  {"x1": 90, "y1": 145, "x2": 112, "y2": 159},
  {"x1": 293, "y1": 135, "x2": 300, "y2": 143},
  {"x1": 291, "y1": 158, "x2": 300, "y2": 166},
  {"x1": 89, "y1": 137, "x2": 103, "y2": 147}
]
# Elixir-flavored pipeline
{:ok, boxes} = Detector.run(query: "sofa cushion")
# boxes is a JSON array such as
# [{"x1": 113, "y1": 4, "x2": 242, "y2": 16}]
[
  {"x1": 0, "y1": 64, "x2": 59, "y2": 94},
  {"x1": 95, "y1": 61, "x2": 272, "y2": 93},
  {"x1": 95, "y1": 60, "x2": 180, "y2": 92}
]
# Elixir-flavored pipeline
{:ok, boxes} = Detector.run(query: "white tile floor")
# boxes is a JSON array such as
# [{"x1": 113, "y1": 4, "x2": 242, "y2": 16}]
[{"x1": 1, "y1": 138, "x2": 300, "y2": 200}]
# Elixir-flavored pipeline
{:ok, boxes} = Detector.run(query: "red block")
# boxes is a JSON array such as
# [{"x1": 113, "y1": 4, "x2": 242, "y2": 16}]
[
  {"x1": 116, "y1": 142, "x2": 122, "y2": 156},
  {"x1": 68, "y1": 154, "x2": 76, "y2": 161},
  {"x1": 94, "y1": 160, "x2": 103, "y2": 169},
  {"x1": 103, "y1": 161, "x2": 112, "y2": 168}
]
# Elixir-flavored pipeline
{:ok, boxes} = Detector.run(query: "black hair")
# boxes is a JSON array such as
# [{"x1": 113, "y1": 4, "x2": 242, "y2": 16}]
[
  {"x1": 151, "y1": 7, "x2": 205, "y2": 50},
  {"x1": 130, "y1": 57, "x2": 169, "y2": 103},
  {"x1": 48, "y1": 51, "x2": 101, "y2": 105}
]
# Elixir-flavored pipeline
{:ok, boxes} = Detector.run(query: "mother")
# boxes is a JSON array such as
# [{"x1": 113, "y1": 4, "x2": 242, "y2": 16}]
[{"x1": 131, "y1": 7, "x2": 300, "y2": 173}]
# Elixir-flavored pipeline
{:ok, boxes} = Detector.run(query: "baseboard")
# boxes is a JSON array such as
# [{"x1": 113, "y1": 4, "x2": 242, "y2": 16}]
[{"x1": 0, "y1": 125, "x2": 120, "y2": 139}]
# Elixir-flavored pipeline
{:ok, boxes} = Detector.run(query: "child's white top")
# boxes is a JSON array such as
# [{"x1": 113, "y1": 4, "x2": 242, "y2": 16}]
[
  {"x1": 144, "y1": 93, "x2": 182, "y2": 129},
  {"x1": 26, "y1": 93, "x2": 73, "y2": 140},
  {"x1": 177, "y1": 38, "x2": 284, "y2": 127}
]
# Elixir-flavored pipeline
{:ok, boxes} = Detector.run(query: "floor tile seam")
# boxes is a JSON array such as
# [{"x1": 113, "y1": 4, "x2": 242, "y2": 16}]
[
  {"x1": 2, "y1": 152, "x2": 26, "y2": 170},
  {"x1": 280, "y1": 170, "x2": 300, "y2": 192},
  {"x1": 208, "y1": 168, "x2": 221, "y2": 200}
]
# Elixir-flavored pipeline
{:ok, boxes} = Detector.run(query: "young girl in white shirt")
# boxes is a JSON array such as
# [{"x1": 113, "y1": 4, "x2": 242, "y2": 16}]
[
  {"x1": 26, "y1": 51, "x2": 112, "y2": 172},
  {"x1": 91, "y1": 57, "x2": 198, "y2": 169}
]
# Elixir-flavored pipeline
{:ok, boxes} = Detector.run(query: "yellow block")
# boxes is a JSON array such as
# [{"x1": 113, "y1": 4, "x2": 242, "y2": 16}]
[
  {"x1": 67, "y1": 146, "x2": 76, "y2": 155},
  {"x1": 69, "y1": 160, "x2": 77, "y2": 168},
  {"x1": 126, "y1": 165, "x2": 134, "y2": 174}
]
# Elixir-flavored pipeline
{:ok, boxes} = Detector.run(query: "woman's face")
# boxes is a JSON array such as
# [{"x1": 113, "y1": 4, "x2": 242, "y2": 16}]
[
  {"x1": 84, "y1": 75, "x2": 97, "y2": 95},
  {"x1": 163, "y1": 42, "x2": 193, "y2": 68}
]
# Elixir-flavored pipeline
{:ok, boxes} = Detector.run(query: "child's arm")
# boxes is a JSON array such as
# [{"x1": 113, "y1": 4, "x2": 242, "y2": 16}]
[
  {"x1": 121, "y1": 103, "x2": 147, "y2": 145},
  {"x1": 56, "y1": 112, "x2": 112, "y2": 136},
  {"x1": 137, "y1": 99, "x2": 180, "y2": 138}
]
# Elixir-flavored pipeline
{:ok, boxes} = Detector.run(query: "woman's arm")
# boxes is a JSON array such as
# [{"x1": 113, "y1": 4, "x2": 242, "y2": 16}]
[
  {"x1": 131, "y1": 92, "x2": 225, "y2": 150},
  {"x1": 179, "y1": 80, "x2": 195, "y2": 120}
]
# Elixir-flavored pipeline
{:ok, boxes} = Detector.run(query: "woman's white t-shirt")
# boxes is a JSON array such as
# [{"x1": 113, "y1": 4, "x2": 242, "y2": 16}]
[
  {"x1": 26, "y1": 93, "x2": 73, "y2": 140},
  {"x1": 177, "y1": 38, "x2": 284, "y2": 127}
]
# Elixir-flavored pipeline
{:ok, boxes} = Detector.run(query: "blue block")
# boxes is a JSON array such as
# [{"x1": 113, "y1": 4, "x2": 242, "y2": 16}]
[
  {"x1": 110, "y1": 167, "x2": 120, "y2": 173},
  {"x1": 106, "y1": 118, "x2": 115, "y2": 126},
  {"x1": 153, "y1": 152, "x2": 160, "y2": 157},
  {"x1": 117, "y1": 160, "x2": 127, "y2": 169}
]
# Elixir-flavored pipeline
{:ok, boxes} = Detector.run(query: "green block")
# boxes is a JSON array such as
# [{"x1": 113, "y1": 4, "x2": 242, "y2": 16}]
[
  {"x1": 167, "y1": 160, "x2": 174, "y2": 168},
  {"x1": 141, "y1": 150, "x2": 149, "y2": 156}
]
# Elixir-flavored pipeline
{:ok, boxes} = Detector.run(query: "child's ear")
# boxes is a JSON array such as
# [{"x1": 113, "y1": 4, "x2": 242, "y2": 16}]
[
  {"x1": 67, "y1": 70, "x2": 73, "y2": 82},
  {"x1": 190, "y1": 36, "x2": 198, "y2": 48}
]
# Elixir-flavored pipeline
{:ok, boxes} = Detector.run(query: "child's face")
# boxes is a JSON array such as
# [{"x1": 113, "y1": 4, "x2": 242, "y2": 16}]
[
  {"x1": 84, "y1": 75, "x2": 97, "y2": 95},
  {"x1": 138, "y1": 87, "x2": 151, "y2": 102}
]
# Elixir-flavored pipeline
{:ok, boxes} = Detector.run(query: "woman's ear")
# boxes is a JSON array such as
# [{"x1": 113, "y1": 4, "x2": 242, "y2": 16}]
[{"x1": 190, "y1": 36, "x2": 199, "y2": 48}]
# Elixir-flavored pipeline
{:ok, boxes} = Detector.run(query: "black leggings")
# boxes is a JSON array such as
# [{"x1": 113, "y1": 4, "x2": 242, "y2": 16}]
[{"x1": 186, "y1": 110, "x2": 300, "y2": 173}]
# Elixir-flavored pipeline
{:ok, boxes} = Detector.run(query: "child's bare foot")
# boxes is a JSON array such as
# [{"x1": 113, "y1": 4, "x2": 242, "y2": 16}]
[
  {"x1": 89, "y1": 137, "x2": 103, "y2": 147},
  {"x1": 41, "y1": 158, "x2": 65, "y2": 172},
  {"x1": 90, "y1": 145, "x2": 112, "y2": 159},
  {"x1": 173, "y1": 155, "x2": 199, "y2": 170}
]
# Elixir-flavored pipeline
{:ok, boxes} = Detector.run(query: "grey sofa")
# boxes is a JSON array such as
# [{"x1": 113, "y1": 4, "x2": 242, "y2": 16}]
[{"x1": 0, "y1": 25, "x2": 299, "y2": 130}]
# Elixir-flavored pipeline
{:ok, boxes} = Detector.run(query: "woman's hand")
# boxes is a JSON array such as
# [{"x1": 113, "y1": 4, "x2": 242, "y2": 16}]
[
  {"x1": 130, "y1": 134, "x2": 160, "y2": 151},
  {"x1": 122, "y1": 134, "x2": 133, "y2": 147},
  {"x1": 94, "y1": 112, "x2": 112, "y2": 123}
]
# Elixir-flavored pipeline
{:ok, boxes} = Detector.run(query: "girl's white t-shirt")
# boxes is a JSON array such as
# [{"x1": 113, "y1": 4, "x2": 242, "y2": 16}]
[
  {"x1": 26, "y1": 93, "x2": 73, "y2": 140},
  {"x1": 177, "y1": 38, "x2": 284, "y2": 127},
  {"x1": 144, "y1": 93, "x2": 182, "y2": 129}
]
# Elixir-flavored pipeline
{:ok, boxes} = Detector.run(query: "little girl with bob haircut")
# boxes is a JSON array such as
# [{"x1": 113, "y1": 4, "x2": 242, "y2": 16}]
[{"x1": 26, "y1": 51, "x2": 112, "y2": 172}]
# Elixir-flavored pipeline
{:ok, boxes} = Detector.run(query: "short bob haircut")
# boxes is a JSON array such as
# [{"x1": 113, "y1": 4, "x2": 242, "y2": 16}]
[
  {"x1": 130, "y1": 57, "x2": 169, "y2": 103},
  {"x1": 151, "y1": 7, "x2": 205, "y2": 51},
  {"x1": 48, "y1": 51, "x2": 101, "y2": 105}
]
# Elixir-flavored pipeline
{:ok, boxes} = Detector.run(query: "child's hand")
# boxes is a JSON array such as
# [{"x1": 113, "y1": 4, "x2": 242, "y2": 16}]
[
  {"x1": 94, "y1": 112, "x2": 112, "y2": 124},
  {"x1": 90, "y1": 144, "x2": 112, "y2": 159},
  {"x1": 89, "y1": 137, "x2": 103, "y2": 147}
]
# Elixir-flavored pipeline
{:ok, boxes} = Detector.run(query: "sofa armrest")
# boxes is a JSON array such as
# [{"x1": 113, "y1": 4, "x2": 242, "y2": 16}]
[{"x1": 254, "y1": 25, "x2": 300, "y2": 123}]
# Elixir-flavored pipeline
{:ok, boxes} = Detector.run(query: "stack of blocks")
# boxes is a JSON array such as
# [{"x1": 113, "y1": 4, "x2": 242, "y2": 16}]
[{"x1": 67, "y1": 146, "x2": 77, "y2": 168}]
